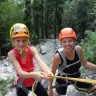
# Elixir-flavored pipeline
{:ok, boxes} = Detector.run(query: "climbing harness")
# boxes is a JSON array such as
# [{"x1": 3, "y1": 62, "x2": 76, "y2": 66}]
[
  {"x1": 55, "y1": 80, "x2": 72, "y2": 88},
  {"x1": 30, "y1": 72, "x2": 96, "y2": 96},
  {"x1": 16, "y1": 78, "x2": 29, "y2": 94},
  {"x1": 55, "y1": 46, "x2": 81, "y2": 87},
  {"x1": 16, "y1": 78, "x2": 38, "y2": 96},
  {"x1": 57, "y1": 45, "x2": 80, "y2": 72}
]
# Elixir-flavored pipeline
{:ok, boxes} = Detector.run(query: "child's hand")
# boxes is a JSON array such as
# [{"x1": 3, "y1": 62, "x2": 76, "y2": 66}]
[
  {"x1": 34, "y1": 72, "x2": 45, "y2": 81},
  {"x1": 41, "y1": 72, "x2": 54, "y2": 81}
]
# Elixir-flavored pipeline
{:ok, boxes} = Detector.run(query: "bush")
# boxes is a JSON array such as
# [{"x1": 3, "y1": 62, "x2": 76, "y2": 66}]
[
  {"x1": 80, "y1": 30, "x2": 96, "y2": 64},
  {"x1": 0, "y1": 77, "x2": 15, "y2": 96}
]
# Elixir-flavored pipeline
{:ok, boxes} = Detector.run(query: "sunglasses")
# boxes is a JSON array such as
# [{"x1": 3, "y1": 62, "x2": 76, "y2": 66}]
[{"x1": 13, "y1": 29, "x2": 28, "y2": 35}]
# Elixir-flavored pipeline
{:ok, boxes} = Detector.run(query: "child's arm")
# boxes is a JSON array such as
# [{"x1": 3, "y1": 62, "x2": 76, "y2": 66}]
[
  {"x1": 32, "y1": 46, "x2": 53, "y2": 74},
  {"x1": 8, "y1": 50, "x2": 46, "y2": 80}
]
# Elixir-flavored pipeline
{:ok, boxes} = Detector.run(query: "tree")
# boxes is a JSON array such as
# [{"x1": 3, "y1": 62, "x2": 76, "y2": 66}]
[
  {"x1": 31, "y1": 0, "x2": 43, "y2": 42},
  {"x1": 0, "y1": 0, "x2": 8, "y2": 2},
  {"x1": 0, "y1": 0, "x2": 25, "y2": 56},
  {"x1": 24, "y1": 0, "x2": 32, "y2": 32},
  {"x1": 62, "y1": 0, "x2": 96, "y2": 42},
  {"x1": 43, "y1": 0, "x2": 65, "y2": 38}
]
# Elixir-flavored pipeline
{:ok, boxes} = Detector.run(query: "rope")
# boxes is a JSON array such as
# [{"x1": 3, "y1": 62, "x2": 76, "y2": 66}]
[
  {"x1": 32, "y1": 80, "x2": 36, "y2": 96},
  {"x1": 32, "y1": 73, "x2": 96, "y2": 96},
  {"x1": 48, "y1": 75, "x2": 96, "y2": 84},
  {"x1": 41, "y1": 73, "x2": 96, "y2": 84}
]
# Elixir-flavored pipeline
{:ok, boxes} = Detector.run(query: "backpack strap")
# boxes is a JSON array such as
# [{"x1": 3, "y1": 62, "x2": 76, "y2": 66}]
[
  {"x1": 57, "y1": 48, "x2": 67, "y2": 71},
  {"x1": 75, "y1": 45, "x2": 80, "y2": 60}
]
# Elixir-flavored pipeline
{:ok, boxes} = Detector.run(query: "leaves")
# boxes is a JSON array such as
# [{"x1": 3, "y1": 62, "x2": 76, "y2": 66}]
[
  {"x1": 0, "y1": 77, "x2": 15, "y2": 96},
  {"x1": 80, "y1": 30, "x2": 96, "y2": 63},
  {"x1": 0, "y1": 0, "x2": 25, "y2": 55}
]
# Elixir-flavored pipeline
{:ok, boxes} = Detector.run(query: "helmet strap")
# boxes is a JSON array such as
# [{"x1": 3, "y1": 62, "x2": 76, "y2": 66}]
[
  {"x1": 19, "y1": 44, "x2": 28, "y2": 55},
  {"x1": 19, "y1": 51, "x2": 22, "y2": 55}
]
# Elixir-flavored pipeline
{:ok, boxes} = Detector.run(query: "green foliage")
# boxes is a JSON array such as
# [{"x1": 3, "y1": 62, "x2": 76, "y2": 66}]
[
  {"x1": 62, "y1": 0, "x2": 95, "y2": 42},
  {"x1": 0, "y1": 0, "x2": 8, "y2": 2},
  {"x1": 31, "y1": 0, "x2": 65, "y2": 40},
  {"x1": 30, "y1": 33, "x2": 38, "y2": 45},
  {"x1": 0, "y1": 0, "x2": 96, "y2": 55},
  {"x1": 0, "y1": 0, "x2": 25, "y2": 55},
  {"x1": 79, "y1": 66, "x2": 85, "y2": 73},
  {"x1": 94, "y1": 1, "x2": 96, "y2": 16},
  {"x1": 0, "y1": 77, "x2": 15, "y2": 96},
  {"x1": 80, "y1": 30, "x2": 96, "y2": 63}
]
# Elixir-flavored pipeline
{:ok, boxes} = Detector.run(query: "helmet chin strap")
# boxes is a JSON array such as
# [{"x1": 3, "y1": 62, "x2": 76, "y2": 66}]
[
  {"x1": 19, "y1": 43, "x2": 28, "y2": 55},
  {"x1": 12, "y1": 40, "x2": 29, "y2": 55},
  {"x1": 19, "y1": 51, "x2": 22, "y2": 55}
]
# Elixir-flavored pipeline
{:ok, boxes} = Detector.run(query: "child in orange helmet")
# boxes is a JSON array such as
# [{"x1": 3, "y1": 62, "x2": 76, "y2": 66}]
[
  {"x1": 48, "y1": 28, "x2": 96, "y2": 96},
  {"x1": 8, "y1": 23, "x2": 53, "y2": 96}
]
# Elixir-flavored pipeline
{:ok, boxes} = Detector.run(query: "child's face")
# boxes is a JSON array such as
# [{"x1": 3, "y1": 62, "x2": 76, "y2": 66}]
[{"x1": 13, "y1": 37, "x2": 29, "y2": 51}]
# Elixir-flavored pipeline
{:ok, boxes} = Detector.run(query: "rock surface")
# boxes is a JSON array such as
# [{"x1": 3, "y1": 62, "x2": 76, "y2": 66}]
[{"x1": 0, "y1": 39, "x2": 96, "y2": 96}]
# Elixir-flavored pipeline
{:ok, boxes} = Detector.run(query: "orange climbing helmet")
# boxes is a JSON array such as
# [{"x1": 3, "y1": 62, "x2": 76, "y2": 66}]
[
  {"x1": 10, "y1": 23, "x2": 30, "y2": 39},
  {"x1": 58, "y1": 27, "x2": 76, "y2": 41}
]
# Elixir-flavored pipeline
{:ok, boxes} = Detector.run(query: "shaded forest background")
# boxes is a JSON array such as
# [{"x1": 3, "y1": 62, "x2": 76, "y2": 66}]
[{"x1": 0, "y1": 0, "x2": 96, "y2": 62}]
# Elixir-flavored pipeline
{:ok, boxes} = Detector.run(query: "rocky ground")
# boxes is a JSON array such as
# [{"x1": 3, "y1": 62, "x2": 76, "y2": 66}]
[{"x1": 0, "y1": 39, "x2": 96, "y2": 96}]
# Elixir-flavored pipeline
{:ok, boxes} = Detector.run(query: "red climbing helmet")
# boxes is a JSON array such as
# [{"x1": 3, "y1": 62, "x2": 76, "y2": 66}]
[{"x1": 59, "y1": 27, "x2": 76, "y2": 41}]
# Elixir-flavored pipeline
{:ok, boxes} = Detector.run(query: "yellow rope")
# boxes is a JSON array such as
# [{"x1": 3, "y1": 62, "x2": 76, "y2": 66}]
[
  {"x1": 41, "y1": 72, "x2": 96, "y2": 84},
  {"x1": 32, "y1": 80, "x2": 36, "y2": 96},
  {"x1": 32, "y1": 73, "x2": 96, "y2": 96},
  {"x1": 48, "y1": 75, "x2": 96, "y2": 84}
]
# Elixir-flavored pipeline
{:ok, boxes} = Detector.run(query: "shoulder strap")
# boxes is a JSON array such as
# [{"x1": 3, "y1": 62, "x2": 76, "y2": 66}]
[
  {"x1": 75, "y1": 46, "x2": 86, "y2": 73},
  {"x1": 75, "y1": 45, "x2": 80, "y2": 60},
  {"x1": 57, "y1": 48, "x2": 67, "y2": 71}
]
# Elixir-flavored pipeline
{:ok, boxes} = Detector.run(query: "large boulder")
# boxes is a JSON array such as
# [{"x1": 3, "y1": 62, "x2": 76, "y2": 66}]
[{"x1": 40, "y1": 45, "x2": 47, "y2": 54}]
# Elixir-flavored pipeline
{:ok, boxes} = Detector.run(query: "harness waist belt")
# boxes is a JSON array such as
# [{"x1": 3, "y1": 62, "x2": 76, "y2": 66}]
[{"x1": 60, "y1": 70, "x2": 79, "y2": 76}]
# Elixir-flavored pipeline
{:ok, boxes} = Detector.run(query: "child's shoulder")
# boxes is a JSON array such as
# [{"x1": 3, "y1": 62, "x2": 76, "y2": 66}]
[
  {"x1": 7, "y1": 49, "x2": 15, "y2": 57},
  {"x1": 29, "y1": 46, "x2": 36, "y2": 50},
  {"x1": 29, "y1": 46, "x2": 38, "y2": 54}
]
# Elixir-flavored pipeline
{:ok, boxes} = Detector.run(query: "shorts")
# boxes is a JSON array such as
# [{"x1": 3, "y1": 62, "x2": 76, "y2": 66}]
[
  {"x1": 55, "y1": 78, "x2": 92, "y2": 95},
  {"x1": 55, "y1": 72, "x2": 92, "y2": 95}
]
